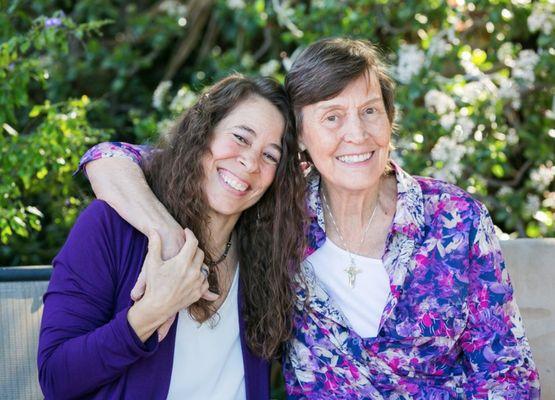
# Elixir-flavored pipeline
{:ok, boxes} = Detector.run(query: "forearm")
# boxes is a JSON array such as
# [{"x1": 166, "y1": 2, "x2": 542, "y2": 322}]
[
  {"x1": 127, "y1": 298, "x2": 171, "y2": 343},
  {"x1": 86, "y1": 157, "x2": 180, "y2": 236},
  {"x1": 38, "y1": 307, "x2": 158, "y2": 399}
]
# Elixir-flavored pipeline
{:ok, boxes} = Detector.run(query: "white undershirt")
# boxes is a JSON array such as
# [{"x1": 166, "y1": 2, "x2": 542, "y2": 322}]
[
  {"x1": 167, "y1": 267, "x2": 246, "y2": 400},
  {"x1": 305, "y1": 238, "x2": 391, "y2": 338}
]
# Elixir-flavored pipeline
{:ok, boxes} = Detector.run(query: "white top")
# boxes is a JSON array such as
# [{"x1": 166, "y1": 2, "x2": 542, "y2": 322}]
[
  {"x1": 305, "y1": 238, "x2": 391, "y2": 338},
  {"x1": 166, "y1": 267, "x2": 246, "y2": 400}
]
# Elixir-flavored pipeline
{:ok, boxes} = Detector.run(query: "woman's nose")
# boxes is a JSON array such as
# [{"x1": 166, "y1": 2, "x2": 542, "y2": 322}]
[
  {"x1": 237, "y1": 151, "x2": 259, "y2": 173},
  {"x1": 342, "y1": 115, "x2": 369, "y2": 144}
]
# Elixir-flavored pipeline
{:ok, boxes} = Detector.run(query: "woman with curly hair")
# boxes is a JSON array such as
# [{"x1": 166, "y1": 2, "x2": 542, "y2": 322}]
[{"x1": 37, "y1": 74, "x2": 306, "y2": 399}]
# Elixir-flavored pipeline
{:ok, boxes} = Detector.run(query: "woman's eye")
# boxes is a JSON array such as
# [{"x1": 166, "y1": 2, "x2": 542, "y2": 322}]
[
  {"x1": 326, "y1": 115, "x2": 338, "y2": 122},
  {"x1": 233, "y1": 134, "x2": 249, "y2": 144},
  {"x1": 263, "y1": 153, "x2": 279, "y2": 164},
  {"x1": 365, "y1": 107, "x2": 376, "y2": 115}
]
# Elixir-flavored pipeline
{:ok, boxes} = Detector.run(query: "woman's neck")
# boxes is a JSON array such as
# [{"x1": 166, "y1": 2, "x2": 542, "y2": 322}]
[
  {"x1": 205, "y1": 211, "x2": 239, "y2": 260},
  {"x1": 321, "y1": 175, "x2": 397, "y2": 243},
  {"x1": 323, "y1": 181, "x2": 380, "y2": 227}
]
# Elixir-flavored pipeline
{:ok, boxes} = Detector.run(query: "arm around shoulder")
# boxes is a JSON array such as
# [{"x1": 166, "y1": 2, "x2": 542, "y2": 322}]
[{"x1": 79, "y1": 142, "x2": 184, "y2": 259}]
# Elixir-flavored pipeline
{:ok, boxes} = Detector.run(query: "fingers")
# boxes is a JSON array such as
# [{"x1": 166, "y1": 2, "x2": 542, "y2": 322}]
[
  {"x1": 174, "y1": 228, "x2": 200, "y2": 265},
  {"x1": 200, "y1": 264, "x2": 209, "y2": 280},
  {"x1": 146, "y1": 229, "x2": 162, "y2": 263},
  {"x1": 157, "y1": 315, "x2": 175, "y2": 342},
  {"x1": 200, "y1": 279, "x2": 219, "y2": 302},
  {"x1": 130, "y1": 269, "x2": 147, "y2": 301},
  {"x1": 201, "y1": 290, "x2": 219, "y2": 302}
]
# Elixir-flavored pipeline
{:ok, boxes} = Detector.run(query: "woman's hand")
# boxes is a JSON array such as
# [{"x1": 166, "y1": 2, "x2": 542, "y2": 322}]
[
  {"x1": 127, "y1": 229, "x2": 218, "y2": 342},
  {"x1": 130, "y1": 225, "x2": 185, "y2": 301},
  {"x1": 130, "y1": 226, "x2": 187, "y2": 341}
]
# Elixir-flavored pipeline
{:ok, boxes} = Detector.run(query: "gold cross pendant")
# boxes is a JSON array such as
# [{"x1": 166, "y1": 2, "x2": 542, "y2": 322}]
[{"x1": 344, "y1": 260, "x2": 361, "y2": 288}]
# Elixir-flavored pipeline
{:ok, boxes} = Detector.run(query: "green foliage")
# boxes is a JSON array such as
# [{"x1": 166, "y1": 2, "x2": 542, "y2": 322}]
[
  {"x1": 1, "y1": 10, "x2": 108, "y2": 264},
  {"x1": 1, "y1": 0, "x2": 554, "y2": 268}
]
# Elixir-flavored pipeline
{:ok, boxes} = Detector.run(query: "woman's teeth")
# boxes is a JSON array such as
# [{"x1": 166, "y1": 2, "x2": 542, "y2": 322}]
[
  {"x1": 337, "y1": 151, "x2": 374, "y2": 164},
  {"x1": 219, "y1": 171, "x2": 248, "y2": 192}
]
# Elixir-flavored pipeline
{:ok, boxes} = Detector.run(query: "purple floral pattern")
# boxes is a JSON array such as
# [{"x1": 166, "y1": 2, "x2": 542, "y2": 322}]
[
  {"x1": 77, "y1": 142, "x2": 153, "y2": 176},
  {"x1": 79, "y1": 143, "x2": 540, "y2": 399},
  {"x1": 285, "y1": 164, "x2": 540, "y2": 399}
]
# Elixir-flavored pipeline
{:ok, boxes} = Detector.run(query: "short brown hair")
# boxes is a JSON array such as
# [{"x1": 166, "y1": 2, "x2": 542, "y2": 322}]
[{"x1": 285, "y1": 38, "x2": 396, "y2": 131}]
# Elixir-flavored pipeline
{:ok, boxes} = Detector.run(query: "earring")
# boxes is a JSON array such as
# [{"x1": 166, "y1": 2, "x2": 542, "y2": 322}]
[{"x1": 299, "y1": 142, "x2": 307, "y2": 152}]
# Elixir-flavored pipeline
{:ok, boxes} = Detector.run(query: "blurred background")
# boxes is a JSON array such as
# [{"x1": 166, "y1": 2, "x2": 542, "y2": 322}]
[{"x1": 1, "y1": 0, "x2": 554, "y2": 268}]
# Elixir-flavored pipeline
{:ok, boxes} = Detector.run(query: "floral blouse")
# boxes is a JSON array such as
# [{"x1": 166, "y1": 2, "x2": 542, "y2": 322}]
[{"x1": 79, "y1": 142, "x2": 540, "y2": 399}]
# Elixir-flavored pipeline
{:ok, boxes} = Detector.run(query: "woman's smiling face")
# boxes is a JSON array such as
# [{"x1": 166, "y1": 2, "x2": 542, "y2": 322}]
[
  {"x1": 299, "y1": 71, "x2": 392, "y2": 192},
  {"x1": 202, "y1": 95, "x2": 285, "y2": 218}
]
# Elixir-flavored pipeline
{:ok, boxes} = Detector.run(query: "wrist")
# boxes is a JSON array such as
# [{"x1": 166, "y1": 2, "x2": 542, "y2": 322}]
[{"x1": 127, "y1": 299, "x2": 169, "y2": 342}]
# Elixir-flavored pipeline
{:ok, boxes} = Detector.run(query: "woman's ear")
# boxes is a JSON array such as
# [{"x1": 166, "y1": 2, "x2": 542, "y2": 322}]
[{"x1": 298, "y1": 141, "x2": 307, "y2": 152}]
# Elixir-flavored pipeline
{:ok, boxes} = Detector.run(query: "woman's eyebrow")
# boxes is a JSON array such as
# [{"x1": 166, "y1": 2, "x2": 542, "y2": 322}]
[
  {"x1": 234, "y1": 124, "x2": 257, "y2": 136},
  {"x1": 315, "y1": 95, "x2": 383, "y2": 111},
  {"x1": 234, "y1": 124, "x2": 282, "y2": 152}
]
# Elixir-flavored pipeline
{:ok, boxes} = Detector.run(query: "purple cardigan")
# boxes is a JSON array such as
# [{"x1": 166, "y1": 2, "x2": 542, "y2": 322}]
[{"x1": 38, "y1": 200, "x2": 269, "y2": 399}]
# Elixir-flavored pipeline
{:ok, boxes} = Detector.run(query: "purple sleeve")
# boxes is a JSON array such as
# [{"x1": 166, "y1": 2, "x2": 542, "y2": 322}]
[
  {"x1": 37, "y1": 200, "x2": 158, "y2": 399},
  {"x1": 76, "y1": 142, "x2": 154, "y2": 177},
  {"x1": 460, "y1": 203, "x2": 540, "y2": 398}
]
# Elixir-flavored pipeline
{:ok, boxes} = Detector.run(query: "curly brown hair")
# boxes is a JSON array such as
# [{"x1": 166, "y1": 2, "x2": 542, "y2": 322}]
[{"x1": 143, "y1": 74, "x2": 306, "y2": 359}]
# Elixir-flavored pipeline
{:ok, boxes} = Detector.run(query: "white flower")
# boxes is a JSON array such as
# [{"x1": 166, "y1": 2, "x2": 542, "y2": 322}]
[
  {"x1": 497, "y1": 77, "x2": 521, "y2": 109},
  {"x1": 169, "y1": 86, "x2": 197, "y2": 114},
  {"x1": 259, "y1": 59, "x2": 281, "y2": 76},
  {"x1": 453, "y1": 116, "x2": 475, "y2": 141},
  {"x1": 152, "y1": 80, "x2": 172, "y2": 110},
  {"x1": 498, "y1": 187, "x2": 514, "y2": 198},
  {"x1": 455, "y1": 81, "x2": 488, "y2": 104},
  {"x1": 425, "y1": 89, "x2": 456, "y2": 115},
  {"x1": 460, "y1": 58, "x2": 481, "y2": 78},
  {"x1": 512, "y1": 49, "x2": 540, "y2": 87},
  {"x1": 524, "y1": 194, "x2": 541, "y2": 216},
  {"x1": 157, "y1": 118, "x2": 174, "y2": 142},
  {"x1": 530, "y1": 163, "x2": 555, "y2": 191},
  {"x1": 506, "y1": 128, "x2": 519, "y2": 145},
  {"x1": 527, "y1": 2, "x2": 555, "y2": 35},
  {"x1": 396, "y1": 44, "x2": 426, "y2": 84},
  {"x1": 159, "y1": 0, "x2": 187, "y2": 17},
  {"x1": 497, "y1": 42, "x2": 514, "y2": 65},
  {"x1": 543, "y1": 192, "x2": 555, "y2": 210},
  {"x1": 227, "y1": 0, "x2": 245, "y2": 9},
  {"x1": 440, "y1": 112, "x2": 456, "y2": 130},
  {"x1": 431, "y1": 136, "x2": 467, "y2": 182},
  {"x1": 428, "y1": 35, "x2": 451, "y2": 58}
]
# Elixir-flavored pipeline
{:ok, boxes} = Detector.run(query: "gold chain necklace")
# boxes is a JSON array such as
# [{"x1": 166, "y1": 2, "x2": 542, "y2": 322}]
[{"x1": 321, "y1": 189, "x2": 379, "y2": 288}]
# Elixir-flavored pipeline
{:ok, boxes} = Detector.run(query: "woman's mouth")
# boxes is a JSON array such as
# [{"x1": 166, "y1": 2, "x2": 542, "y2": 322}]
[
  {"x1": 218, "y1": 169, "x2": 249, "y2": 192},
  {"x1": 336, "y1": 151, "x2": 375, "y2": 164}
]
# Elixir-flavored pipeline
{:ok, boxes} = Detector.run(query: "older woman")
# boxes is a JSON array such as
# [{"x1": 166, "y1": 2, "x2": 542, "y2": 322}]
[
  {"x1": 38, "y1": 74, "x2": 306, "y2": 399},
  {"x1": 78, "y1": 39, "x2": 540, "y2": 398}
]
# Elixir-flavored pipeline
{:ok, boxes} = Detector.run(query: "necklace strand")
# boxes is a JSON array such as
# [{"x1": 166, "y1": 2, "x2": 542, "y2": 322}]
[
  {"x1": 321, "y1": 188, "x2": 379, "y2": 288},
  {"x1": 205, "y1": 237, "x2": 233, "y2": 268}
]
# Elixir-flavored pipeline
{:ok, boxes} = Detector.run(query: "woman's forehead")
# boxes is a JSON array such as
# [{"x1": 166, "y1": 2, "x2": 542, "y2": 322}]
[{"x1": 309, "y1": 72, "x2": 382, "y2": 109}]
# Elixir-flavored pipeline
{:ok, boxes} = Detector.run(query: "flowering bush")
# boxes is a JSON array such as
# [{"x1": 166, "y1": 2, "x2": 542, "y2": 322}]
[{"x1": 1, "y1": 0, "x2": 553, "y2": 267}]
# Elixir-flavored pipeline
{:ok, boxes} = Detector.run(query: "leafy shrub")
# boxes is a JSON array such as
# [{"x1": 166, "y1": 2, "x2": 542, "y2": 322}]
[{"x1": 1, "y1": 0, "x2": 553, "y2": 268}]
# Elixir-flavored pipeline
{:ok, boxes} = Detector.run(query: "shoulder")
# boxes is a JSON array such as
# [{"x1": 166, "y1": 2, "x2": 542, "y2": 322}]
[
  {"x1": 71, "y1": 199, "x2": 137, "y2": 240},
  {"x1": 410, "y1": 175, "x2": 488, "y2": 236},
  {"x1": 56, "y1": 200, "x2": 147, "y2": 270},
  {"x1": 415, "y1": 175, "x2": 483, "y2": 215}
]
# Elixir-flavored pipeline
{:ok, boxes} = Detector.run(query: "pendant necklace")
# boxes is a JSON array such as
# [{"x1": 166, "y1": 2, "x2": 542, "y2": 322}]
[
  {"x1": 321, "y1": 189, "x2": 379, "y2": 288},
  {"x1": 205, "y1": 236, "x2": 233, "y2": 268}
]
